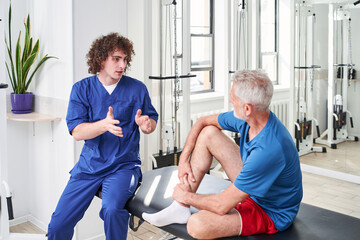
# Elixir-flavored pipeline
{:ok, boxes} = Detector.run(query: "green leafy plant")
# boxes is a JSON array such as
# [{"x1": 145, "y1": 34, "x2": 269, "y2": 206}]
[{"x1": 5, "y1": 2, "x2": 56, "y2": 94}]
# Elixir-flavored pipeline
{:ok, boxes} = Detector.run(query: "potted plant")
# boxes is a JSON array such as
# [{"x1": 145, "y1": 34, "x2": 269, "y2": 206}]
[{"x1": 5, "y1": 2, "x2": 56, "y2": 114}]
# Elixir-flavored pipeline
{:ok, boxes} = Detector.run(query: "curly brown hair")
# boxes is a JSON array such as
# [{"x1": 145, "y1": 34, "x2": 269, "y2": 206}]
[{"x1": 86, "y1": 32, "x2": 135, "y2": 74}]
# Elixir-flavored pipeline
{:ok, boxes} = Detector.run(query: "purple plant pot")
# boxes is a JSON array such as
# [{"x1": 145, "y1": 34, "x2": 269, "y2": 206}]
[{"x1": 10, "y1": 93, "x2": 34, "y2": 114}]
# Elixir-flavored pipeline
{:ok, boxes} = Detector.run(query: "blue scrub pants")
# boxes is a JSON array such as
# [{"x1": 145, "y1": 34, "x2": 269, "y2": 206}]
[{"x1": 47, "y1": 168, "x2": 141, "y2": 240}]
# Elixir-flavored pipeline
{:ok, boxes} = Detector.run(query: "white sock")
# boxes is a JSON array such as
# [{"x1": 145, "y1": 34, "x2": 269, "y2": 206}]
[{"x1": 142, "y1": 201, "x2": 191, "y2": 227}]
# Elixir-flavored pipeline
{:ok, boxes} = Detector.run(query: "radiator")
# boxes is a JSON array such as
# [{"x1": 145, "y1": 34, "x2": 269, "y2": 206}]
[
  {"x1": 191, "y1": 110, "x2": 223, "y2": 126},
  {"x1": 270, "y1": 100, "x2": 289, "y2": 128}
]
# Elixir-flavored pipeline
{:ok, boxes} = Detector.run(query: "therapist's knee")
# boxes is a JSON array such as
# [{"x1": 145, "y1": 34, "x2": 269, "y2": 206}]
[{"x1": 100, "y1": 205, "x2": 129, "y2": 221}]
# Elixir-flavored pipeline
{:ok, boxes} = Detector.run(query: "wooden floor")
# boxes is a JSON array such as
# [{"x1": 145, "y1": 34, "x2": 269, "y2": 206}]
[
  {"x1": 10, "y1": 221, "x2": 46, "y2": 234},
  {"x1": 10, "y1": 141, "x2": 360, "y2": 239},
  {"x1": 300, "y1": 140, "x2": 360, "y2": 176}
]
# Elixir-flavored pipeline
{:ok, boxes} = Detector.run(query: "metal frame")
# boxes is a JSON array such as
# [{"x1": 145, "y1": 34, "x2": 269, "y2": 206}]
[
  {"x1": 152, "y1": 0, "x2": 195, "y2": 160},
  {"x1": 315, "y1": 3, "x2": 358, "y2": 149},
  {"x1": 293, "y1": 0, "x2": 325, "y2": 156}
]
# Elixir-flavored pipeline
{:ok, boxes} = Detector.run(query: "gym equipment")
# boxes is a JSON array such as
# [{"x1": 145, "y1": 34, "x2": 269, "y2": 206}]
[
  {"x1": 293, "y1": 1, "x2": 326, "y2": 156},
  {"x1": 151, "y1": 0, "x2": 195, "y2": 168},
  {"x1": 232, "y1": 0, "x2": 248, "y2": 72},
  {"x1": 231, "y1": 0, "x2": 248, "y2": 145},
  {"x1": 315, "y1": 3, "x2": 358, "y2": 149}
]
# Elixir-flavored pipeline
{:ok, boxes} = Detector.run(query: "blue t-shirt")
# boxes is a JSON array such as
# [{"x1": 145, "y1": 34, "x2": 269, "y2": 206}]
[
  {"x1": 66, "y1": 75, "x2": 158, "y2": 179},
  {"x1": 218, "y1": 111, "x2": 302, "y2": 231}
]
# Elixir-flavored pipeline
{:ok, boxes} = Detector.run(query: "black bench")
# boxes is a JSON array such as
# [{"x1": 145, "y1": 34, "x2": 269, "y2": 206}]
[{"x1": 98, "y1": 166, "x2": 360, "y2": 239}]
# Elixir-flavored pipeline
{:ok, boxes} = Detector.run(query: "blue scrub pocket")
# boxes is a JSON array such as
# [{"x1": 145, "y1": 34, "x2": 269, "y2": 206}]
[
  {"x1": 114, "y1": 105, "x2": 134, "y2": 125},
  {"x1": 128, "y1": 167, "x2": 142, "y2": 195}
]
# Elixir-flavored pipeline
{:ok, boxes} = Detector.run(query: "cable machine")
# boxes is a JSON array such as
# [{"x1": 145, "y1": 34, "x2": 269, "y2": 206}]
[
  {"x1": 151, "y1": 0, "x2": 195, "y2": 168},
  {"x1": 293, "y1": 1, "x2": 326, "y2": 156},
  {"x1": 234, "y1": 0, "x2": 248, "y2": 72},
  {"x1": 210, "y1": 0, "x2": 249, "y2": 179},
  {"x1": 231, "y1": 0, "x2": 248, "y2": 145},
  {"x1": 315, "y1": 3, "x2": 358, "y2": 149}
]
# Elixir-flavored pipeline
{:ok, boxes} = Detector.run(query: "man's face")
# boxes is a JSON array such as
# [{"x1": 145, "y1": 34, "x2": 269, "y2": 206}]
[
  {"x1": 230, "y1": 84, "x2": 248, "y2": 121},
  {"x1": 101, "y1": 49, "x2": 128, "y2": 81}
]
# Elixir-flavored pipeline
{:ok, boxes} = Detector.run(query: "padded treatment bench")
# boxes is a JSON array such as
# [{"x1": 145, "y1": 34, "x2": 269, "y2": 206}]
[{"x1": 98, "y1": 166, "x2": 360, "y2": 239}]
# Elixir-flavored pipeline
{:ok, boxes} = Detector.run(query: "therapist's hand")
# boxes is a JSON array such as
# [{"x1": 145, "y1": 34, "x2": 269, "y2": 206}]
[
  {"x1": 105, "y1": 106, "x2": 123, "y2": 137},
  {"x1": 135, "y1": 109, "x2": 152, "y2": 134}
]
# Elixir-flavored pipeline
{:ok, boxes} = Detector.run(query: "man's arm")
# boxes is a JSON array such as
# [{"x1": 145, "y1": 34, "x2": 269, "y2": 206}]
[
  {"x1": 173, "y1": 180, "x2": 249, "y2": 215},
  {"x1": 178, "y1": 114, "x2": 222, "y2": 182},
  {"x1": 71, "y1": 106, "x2": 122, "y2": 141}
]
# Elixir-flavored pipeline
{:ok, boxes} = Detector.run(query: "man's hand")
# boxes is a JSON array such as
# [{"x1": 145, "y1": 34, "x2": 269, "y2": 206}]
[
  {"x1": 105, "y1": 106, "x2": 123, "y2": 137},
  {"x1": 178, "y1": 157, "x2": 196, "y2": 184},
  {"x1": 173, "y1": 175, "x2": 192, "y2": 205},
  {"x1": 135, "y1": 109, "x2": 152, "y2": 134}
]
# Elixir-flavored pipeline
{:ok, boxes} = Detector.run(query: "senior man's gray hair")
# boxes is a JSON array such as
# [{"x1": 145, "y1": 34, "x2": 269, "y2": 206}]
[{"x1": 232, "y1": 69, "x2": 273, "y2": 112}]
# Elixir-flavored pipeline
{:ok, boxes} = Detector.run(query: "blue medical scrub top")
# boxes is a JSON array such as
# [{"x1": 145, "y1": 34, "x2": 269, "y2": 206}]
[
  {"x1": 66, "y1": 75, "x2": 158, "y2": 179},
  {"x1": 218, "y1": 111, "x2": 302, "y2": 231}
]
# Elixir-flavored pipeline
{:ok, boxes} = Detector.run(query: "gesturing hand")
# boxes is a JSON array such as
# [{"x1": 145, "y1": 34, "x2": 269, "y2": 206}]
[
  {"x1": 135, "y1": 109, "x2": 152, "y2": 134},
  {"x1": 105, "y1": 106, "x2": 123, "y2": 137}
]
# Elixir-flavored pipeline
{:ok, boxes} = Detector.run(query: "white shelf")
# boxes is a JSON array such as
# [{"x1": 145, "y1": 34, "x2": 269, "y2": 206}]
[
  {"x1": 7, "y1": 112, "x2": 61, "y2": 122},
  {"x1": 7, "y1": 112, "x2": 61, "y2": 141}
]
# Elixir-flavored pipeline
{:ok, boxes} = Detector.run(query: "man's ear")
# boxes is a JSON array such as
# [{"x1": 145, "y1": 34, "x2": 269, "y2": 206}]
[{"x1": 244, "y1": 103, "x2": 253, "y2": 117}]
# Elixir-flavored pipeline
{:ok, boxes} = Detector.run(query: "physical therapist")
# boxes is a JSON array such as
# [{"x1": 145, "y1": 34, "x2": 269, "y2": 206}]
[{"x1": 48, "y1": 32, "x2": 158, "y2": 239}]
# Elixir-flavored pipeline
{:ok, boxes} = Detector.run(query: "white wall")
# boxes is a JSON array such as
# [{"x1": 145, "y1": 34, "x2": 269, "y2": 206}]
[
  {"x1": 3, "y1": 0, "x2": 75, "y2": 234},
  {"x1": 128, "y1": 0, "x2": 152, "y2": 171},
  {"x1": 0, "y1": 2, "x2": 7, "y2": 234},
  {"x1": 73, "y1": 0, "x2": 128, "y2": 83}
]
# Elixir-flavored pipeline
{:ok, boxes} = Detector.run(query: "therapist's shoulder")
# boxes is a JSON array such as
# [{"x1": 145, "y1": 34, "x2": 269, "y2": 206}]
[
  {"x1": 123, "y1": 75, "x2": 148, "y2": 90},
  {"x1": 73, "y1": 76, "x2": 96, "y2": 90}
]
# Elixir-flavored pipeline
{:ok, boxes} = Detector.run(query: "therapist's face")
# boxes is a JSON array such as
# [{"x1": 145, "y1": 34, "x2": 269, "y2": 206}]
[{"x1": 100, "y1": 49, "x2": 128, "y2": 82}]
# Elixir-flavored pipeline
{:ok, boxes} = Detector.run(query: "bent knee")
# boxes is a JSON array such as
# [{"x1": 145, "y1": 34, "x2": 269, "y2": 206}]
[
  {"x1": 198, "y1": 126, "x2": 221, "y2": 141},
  {"x1": 100, "y1": 206, "x2": 129, "y2": 220},
  {"x1": 187, "y1": 213, "x2": 209, "y2": 239}
]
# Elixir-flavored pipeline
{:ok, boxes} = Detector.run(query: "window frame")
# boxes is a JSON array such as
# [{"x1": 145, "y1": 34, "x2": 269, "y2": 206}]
[
  {"x1": 189, "y1": 0, "x2": 215, "y2": 94},
  {"x1": 259, "y1": 0, "x2": 279, "y2": 85}
]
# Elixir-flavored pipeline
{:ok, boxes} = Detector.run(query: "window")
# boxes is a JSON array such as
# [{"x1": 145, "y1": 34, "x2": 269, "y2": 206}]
[
  {"x1": 260, "y1": 0, "x2": 278, "y2": 84},
  {"x1": 190, "y1": 0, "x2": 214, "y2": 93}
]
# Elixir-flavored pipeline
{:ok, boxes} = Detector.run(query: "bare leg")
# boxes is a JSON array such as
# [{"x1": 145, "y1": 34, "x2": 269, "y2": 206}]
[
  {"x1": 188, "y1": 125, "x2": 242, "y2": 193},
  {"x1": 143, "y1": 126, "x2": 241, "y2": 227},
  {"x1": 187, "y1": 209, "x2": 241, "y2": 239}
]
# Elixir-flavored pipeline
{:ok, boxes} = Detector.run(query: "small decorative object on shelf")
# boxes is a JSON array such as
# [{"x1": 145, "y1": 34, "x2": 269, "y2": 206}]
[
  {"x1": 9, "y1": 93, "x2": 33, "y2": 114},
  {"x1": 4, "y1": 1, "x2": 57, "y2": 114}
]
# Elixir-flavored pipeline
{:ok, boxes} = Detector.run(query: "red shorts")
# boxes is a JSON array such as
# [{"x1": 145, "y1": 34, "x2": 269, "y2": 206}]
[{"x1": 234, "y1": 197, "x2": 279, "y2": 236}]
